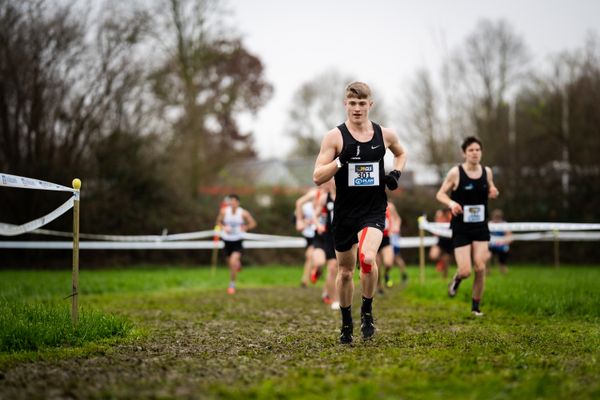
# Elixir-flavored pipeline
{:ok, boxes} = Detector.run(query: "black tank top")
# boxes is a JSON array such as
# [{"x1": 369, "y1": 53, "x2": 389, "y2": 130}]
[
  {"x1": 450, "y1": 164, "x2": 489, "y2": 231},
  {"x1": 333, "y1": 122, "x2": 387, "y2": 223}
]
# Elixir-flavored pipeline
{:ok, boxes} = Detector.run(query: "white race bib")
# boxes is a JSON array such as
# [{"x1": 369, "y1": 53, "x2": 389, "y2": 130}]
[
  {"x1": 348, "y1": 162, "x2": 380, "y2": 187},
  {"x1": 463, "y1": 204, "x2": 485, "y2": 223}
]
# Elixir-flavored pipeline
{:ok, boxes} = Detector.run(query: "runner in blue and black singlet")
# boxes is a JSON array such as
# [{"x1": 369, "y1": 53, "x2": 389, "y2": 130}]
[
  {"x1": 436, "y1": 136, "x2": 500, "y2": 316},
  {"x1": 313, "y1": 82, "x2": 407, "y2": 344},
  {"x1": 449, "y1": 164, "x2": 491, "y2": 248}
]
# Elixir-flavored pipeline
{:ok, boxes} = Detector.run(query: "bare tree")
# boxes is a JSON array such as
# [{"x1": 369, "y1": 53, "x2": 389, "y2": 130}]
[
  {"x1": 403, "y1": 69, "x2": 458, "y2": 179},
  {"x1": 0, "y1": 0, "x2": 151, "y2": 224},
  {"x1": 453, "y1": 18, "x2": 529, "y2": 163},
  {"x1": 400, "y1": 19, "x2": 529, "y2": 182},
  {"x1": 149, "y1": 0, "x2": 272, "y2": 197}
]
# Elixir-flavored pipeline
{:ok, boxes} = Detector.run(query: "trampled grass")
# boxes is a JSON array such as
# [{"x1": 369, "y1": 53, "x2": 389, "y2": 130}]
[{"x1": 0, "y1": 264, "x2": 599, "y2": 399}]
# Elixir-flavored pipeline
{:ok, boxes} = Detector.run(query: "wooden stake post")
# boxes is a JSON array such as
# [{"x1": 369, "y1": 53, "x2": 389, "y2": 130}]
[
  {"x1": 553, "y1": 229, "x2": 560, "y2": 269},
  {"x1": 418, "y1": 216, "x2": 425, "y2": 284},
  {"x1": 211, "y1": 225, "x2": 221, "y2": 276},
  {"x1": 71, "y1": 178, "x2": 81, "y2": 325}
]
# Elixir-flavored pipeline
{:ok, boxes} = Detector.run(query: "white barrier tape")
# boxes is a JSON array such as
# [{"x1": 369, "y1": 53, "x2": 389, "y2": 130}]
[
  {"x1": 29, "y1": 229, "x2": 216, "y2": 242},
  {"x1": 25, "y1": 228, "x2": 301, "y2": 243},
  {"x1": 2, "y1": 231, "x2": 599, "y2": 250},
  {"x1": 0, "y1": 196, "x2": 75, "y2": 236},
  {"x1": 162, "y1": 231, "x2": 216, "y2": 241},
  {"x1": 421, "y1": 224, "x2": 453, "y2": 238},
  {"x1": 0, "y1": 172, "x2": 76, "y2": 193},
  {"x1": 242, "y1": 232, "x2": 306, "y2": 241},
  {"x1": 0, "y1": 239, "x2": 307, "y2": 250},
  {"x1": 419, "y1": 219, "x2": 600, "y2": 234},
  {"x1": 399, "y1": 236, "x2": 439, "y2": 248},
  {"x1": 505, "y1": 231, "x2": 600, "y2": 241}
]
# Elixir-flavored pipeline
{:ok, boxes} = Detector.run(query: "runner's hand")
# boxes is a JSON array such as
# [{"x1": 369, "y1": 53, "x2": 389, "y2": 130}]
[{"x1": 384, "y1": 170, "x2": 401, "y2": 190}]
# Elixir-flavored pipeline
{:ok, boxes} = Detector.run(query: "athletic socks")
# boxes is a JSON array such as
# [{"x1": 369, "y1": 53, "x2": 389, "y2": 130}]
[
  {"x1": 472, "y1": 298, "x2": 481, "y2": 312},
  {"x1": 361, "y1": 296, "x2": 373, "y2": 315},
  {"x1": 360, "y1": 296, "x2": 375, "y2": 339},
  {"x1": 448, "y1": 275, "x2": 462, "y2": 297},
  {"x1": 340, "y1": 305, "x2": 352, "y2": 327}
]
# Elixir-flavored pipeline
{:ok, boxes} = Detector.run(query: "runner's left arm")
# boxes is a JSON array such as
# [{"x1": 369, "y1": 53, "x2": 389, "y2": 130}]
[{"x1": 242, "y1": 211, "x2": 257, "y2": 231}]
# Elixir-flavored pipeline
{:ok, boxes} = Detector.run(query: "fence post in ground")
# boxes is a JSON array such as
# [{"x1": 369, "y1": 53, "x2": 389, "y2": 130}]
[
  {"x1": 71, "y1": 178, "x2": 81, "y2": 325},
  {"x1": 553, "y1": 229, "x2": 560, "y2": 269},
  {"x1": 211, "y1": 225, "x2": 221, "y2": 276},
  {"x1": 418, "y1": 215, "x2": 425, "y2": 284}
]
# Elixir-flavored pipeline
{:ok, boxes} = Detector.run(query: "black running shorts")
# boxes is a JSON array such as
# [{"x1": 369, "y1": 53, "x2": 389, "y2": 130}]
[
  {"x1": 333, "y1": 213, "x2": 386, "y2": 252},
  {"x1": 452, "y1": 226, "x2": 490, "y2": 249},
  {"x1": 490, "y1": 247, "x2": 509, "y2": 264},
  {"x1": 313, "y1": 233, "x2": 336, "y2": 260},
  {"x1": 438, "y1": 237, "x2": 454, "y2": 254},
  {"x1": 304, "y1": 236, "x2": 314, "y2": 249},
  {"x1": 378, "y1": 235, "x2": 391, "y2": 252},
  {"x1": 223, "y1": 239, "x2": 243, "y2": 257}
]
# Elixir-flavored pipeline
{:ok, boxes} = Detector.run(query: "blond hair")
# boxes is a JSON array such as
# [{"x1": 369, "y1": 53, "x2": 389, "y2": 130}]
[{"x1": 345, "y1": 81, "x2": 372, "y2": 100}]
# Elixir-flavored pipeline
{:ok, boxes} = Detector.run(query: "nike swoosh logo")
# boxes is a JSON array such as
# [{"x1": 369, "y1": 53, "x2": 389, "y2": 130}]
[{"x1": 371, "y1": 145, "x2": 381, "y2": 149}]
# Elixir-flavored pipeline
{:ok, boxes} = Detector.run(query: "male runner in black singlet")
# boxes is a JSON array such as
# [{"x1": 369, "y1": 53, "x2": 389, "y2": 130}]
[
  {"x1": 436, "y1": 137, "x2": 499, "y2": 316},
  {"x1": 313, "y1": 82, "x2": 407, "y2": 344}
]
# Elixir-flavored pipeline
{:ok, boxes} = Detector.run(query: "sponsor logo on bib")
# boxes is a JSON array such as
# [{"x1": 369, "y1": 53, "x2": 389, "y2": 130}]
[{"x1": 348, "y1": 162, "x2": 379, "y2": 187}]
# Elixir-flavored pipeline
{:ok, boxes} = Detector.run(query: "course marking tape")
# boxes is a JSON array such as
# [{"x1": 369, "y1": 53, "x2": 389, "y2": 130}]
[
  {"x1": 0, "y1": 196, "x2": 75, "y2": 236},
  {"x1": 0, "y1": 172, "x2": 76, "y2": 193}
]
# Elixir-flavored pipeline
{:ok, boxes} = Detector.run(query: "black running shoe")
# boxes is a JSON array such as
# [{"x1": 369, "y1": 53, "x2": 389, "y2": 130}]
[
  {"x1": 340, "y1": 324, "x2": 353, "y2": 344},
  {"x1": 360, "y1": 312, "x2": 375, "y2": 340},
  {"x1": 448, "y1": 275, "x2": 462, "y2": 297}
]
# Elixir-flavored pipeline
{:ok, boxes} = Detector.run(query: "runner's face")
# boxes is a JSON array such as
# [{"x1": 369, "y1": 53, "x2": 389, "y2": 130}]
[
  {"x1": 344, "y1": 97, "x2": 372, "y2": 123},
  {"x1": 463, "y1": 143, "x2": 482, "y2": 164}
]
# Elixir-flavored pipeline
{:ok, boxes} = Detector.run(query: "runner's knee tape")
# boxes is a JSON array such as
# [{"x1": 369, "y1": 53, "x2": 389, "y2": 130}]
[
  {"x1": 359, "y1": 252, "x2": 372, "y2": 273},
  {"x1": 358, "y1": 228, "x2": 372, "y2": 273}
]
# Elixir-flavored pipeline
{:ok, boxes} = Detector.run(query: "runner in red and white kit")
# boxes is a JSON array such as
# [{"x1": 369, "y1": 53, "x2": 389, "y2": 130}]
[
  {"x1": 313, "y1": 82, "x2": 407, "y2": 344},
  {"x1": 310, "y1": 179, "x2": 339, "y2": 310},
  {"x1": 295, "y1": 188, "x2": 318, "y2": 287},
  {"x1": 378, "y1": 201, "x2": 405, "y2": 291}
]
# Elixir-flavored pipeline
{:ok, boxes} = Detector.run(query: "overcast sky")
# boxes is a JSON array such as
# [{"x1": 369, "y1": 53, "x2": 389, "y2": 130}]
[{"x1": 226, "y1": 0, "x2": 600, "y2": 160}]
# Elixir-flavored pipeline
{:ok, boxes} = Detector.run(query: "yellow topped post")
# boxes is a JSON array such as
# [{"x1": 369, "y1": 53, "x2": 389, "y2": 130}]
[{"x1": 71, "y1": 178, "x2": 81, "y2": 325}]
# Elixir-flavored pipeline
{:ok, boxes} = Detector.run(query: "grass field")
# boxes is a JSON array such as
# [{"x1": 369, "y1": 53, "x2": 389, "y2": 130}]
[{"x1": 1, "y1": 264, "x2": 599, "y2": 399}]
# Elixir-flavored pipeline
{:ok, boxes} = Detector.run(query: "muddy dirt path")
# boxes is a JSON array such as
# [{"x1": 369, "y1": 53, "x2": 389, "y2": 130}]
[{"x1": 0, "y1": 287, "x2": 350, "y2": 399}]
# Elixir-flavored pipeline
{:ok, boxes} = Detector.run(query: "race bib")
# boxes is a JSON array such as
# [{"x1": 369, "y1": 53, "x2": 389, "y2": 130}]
[
  {"x1": 463, "y1": 204, "x2": 485, "y2": 223},
  {"x1": 348, "y1": 162, "x2": 379, "y2": 187}
]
